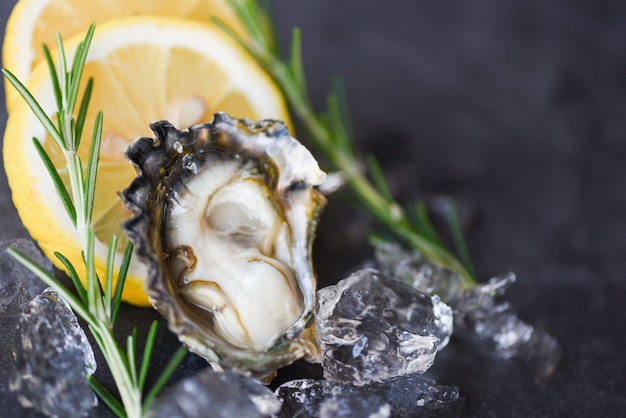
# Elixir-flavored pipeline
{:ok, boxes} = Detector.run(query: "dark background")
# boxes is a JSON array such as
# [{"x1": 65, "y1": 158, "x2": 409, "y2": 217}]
[{"x1": 1, "y1": 0, "x2": 625, "y2": 416}]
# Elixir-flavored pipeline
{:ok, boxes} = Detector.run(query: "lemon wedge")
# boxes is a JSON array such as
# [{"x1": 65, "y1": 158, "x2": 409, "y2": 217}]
[
  {"x1": 2, "y1": 0, "x2": 245, "y2": 110},
  {"x1": 3, "y1": 16, "x2": 290, "y2": 306}
]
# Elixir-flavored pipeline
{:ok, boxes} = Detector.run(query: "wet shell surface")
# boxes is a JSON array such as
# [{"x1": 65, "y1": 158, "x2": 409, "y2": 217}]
[{"x1": 122, "y1": 113, "x2": 327, "y2": 379}]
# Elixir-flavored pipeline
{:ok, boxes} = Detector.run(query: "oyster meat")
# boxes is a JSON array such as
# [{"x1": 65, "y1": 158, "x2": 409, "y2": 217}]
[{"x1": 122, "y1": 113, "x2": 326, "y2": 379}]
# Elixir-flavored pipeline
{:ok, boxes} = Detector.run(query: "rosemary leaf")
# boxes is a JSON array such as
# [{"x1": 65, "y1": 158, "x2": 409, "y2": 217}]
[
  {"x1": 7, "y1": 248, "x2": 96, "y2": 328},
  {"x1": 72, "y1": 152, "x2": 86, "y2": 224},
  {"x1": 31, "y1": 137, "x2": 77, "y2": 226},
  {"x1": 231, "y1": 0, "x2": 265, "y2": 50},
  {"x1": 142, "y1": 346, "x2": 187, "y2": 410},
  {"x1": 138, "y1": 321, "x2": 159, "y2": 391},
  {"x1": 212, "y1": 16, "x2": 253, "y2": 57},
  {"x1": 75, "y1": 77, "x2": 94, "y2": 148},
  {"x1": 55, "y1": 33, "x2": 68, "y2": 104},
  {"x1": 111, "y1": 243, "x2": 132, "y2": 325},
  {"x1": 326, "y1": 93, "x2": 351, "y2": 154},
  {"x1": 54, "y1": 251, "x2": 88, "y2": 305},
  {"x1": 42, "y1": 44, "x2": 63, "y2": 113},
  {"x1": 253, "y1": 0, "x2": 278, "y2": 53},
  {"x1": 85, "y1": 227, "x2": 106, "y2": 319},
  {"x1": 104, "y1": 235, "x2": 117, "y2": 319},
  {"x1": 88, "y1": 376, "x2": 126, "y2": 418},
  {"x1": 331, "y1": 78, "x2": 355, "y2": 151},
  {"x1": 412, "y1": 200, "x2": 443, "y2": 245},
  {"x1": 84, "y1": 111, "x2": 103, "y2": 223},
  {"x1": 443, "y1": 199, "x2": 477, "y2": 279},
  {"x1": 289, "y1": 29, "x2": 308, "y2": 100},
  {"x1": 364, "y1": 154, "x2": 394, "y2": 202},
  {"x1": 127, "y1": 328, "x2": 139, "y2": 386},
  {"x1": 1, "y1": 69, "x2": 63, "y2": 147},
  {"x1": 67, "y1": 24, "x2": 95, "y2": 123}
]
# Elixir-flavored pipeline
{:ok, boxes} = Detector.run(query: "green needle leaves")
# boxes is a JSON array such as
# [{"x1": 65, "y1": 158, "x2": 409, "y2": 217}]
[{"x1": 3, "y1": 24, "x2": 186, "y2": 418}]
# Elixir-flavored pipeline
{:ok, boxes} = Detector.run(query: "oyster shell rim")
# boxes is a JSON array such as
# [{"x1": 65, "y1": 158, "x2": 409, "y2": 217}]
[{"x1": 121, "y1": 112, "x2": 327, "y2": 379}]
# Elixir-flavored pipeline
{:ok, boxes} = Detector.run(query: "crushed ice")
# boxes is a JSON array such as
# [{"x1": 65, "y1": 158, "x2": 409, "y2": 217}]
[
  {"x1": 0, "y1": 238, "x2": 560, "y2": 416},
  {"x1": 374, "y1": 242, "x2": 560, "y2": 375},
  {"x1": 147, "y1": 369, "x2": 282, "y2": 418},
  {"x1": 0, "y1": 240, "x2": 97, "y2": 418},
  {"x1": 274, "y1": 374, "x2": 459, "y2": 417},
  {"x1": 316, "y1": 268, "x2": 453, "y2": 386}
]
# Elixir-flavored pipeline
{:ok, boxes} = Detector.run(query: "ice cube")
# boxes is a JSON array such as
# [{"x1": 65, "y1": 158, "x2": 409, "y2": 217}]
[
  {"x1": 316, "y1": 269, "x2": 453, "y2": 386},
  {"x1": 454, "y1": 272, "x2": 561, "y2": 376},
  {"x1": 147, "y1": 369, "x2": 281, "y2": 418},
  {"x1": 274, "y1": 379, "x2": 390, "y2": 418},
  {"x1": 10, "y1": 288, "x2": 97, "y2": 418},
  {"x1": 373, "y1": 243, "x2": 560, "y2": 376},
  {"x1": 275, "y1": 374, "x2": 459, "y2": 418},
  {"x1": 0, "y1": 239, "x2": 54, "y2": 415},
  {"x1": 373, "y1": 374, "x2": 460, "y2": 414}
]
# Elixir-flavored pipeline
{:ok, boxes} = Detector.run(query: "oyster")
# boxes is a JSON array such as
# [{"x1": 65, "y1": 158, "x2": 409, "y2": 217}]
[{"x1": 122, "y1": 113, "x2": 327, "y2": 379}]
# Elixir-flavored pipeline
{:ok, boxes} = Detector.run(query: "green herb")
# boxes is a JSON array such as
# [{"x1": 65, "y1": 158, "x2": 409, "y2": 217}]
[
  {"x1": 2, "y1": 25, "x2": 186, "y2": 418},
  {"x1": 218, "y1": 1, "x2": 478, "y2": 287}
]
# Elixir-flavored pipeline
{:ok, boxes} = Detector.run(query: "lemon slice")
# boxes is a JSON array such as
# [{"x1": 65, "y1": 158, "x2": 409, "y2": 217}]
[
  {"x1": 3, "y1": 16, "x2": 290, "y2": 306},
  {"x1": 2, "y1": 0, "x2": 245, "y2": 110}
]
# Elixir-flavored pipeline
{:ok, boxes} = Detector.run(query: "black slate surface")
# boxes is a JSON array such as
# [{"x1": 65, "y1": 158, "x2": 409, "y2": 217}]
[{"x1": 1, "y1": 1, "x2": 625, "y2": 417}]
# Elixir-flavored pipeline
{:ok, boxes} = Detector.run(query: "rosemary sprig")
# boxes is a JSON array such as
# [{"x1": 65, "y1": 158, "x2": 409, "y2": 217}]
[
  {"x1": 3, "y1": 25, "x2": 186, "y2": 418},
  {"x1": 218, "y1": 1, "x2": 478, "y2": 287}
]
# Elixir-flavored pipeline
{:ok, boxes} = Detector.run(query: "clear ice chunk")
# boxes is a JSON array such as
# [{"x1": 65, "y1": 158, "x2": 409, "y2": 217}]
[
  {"x1": 275, "y1": 375, "x2": 459, "y2": 417},
  {"x1": 147, "y1": 369, "x2": 282, "y2": 418},
  {"x1": 454, "y1": 272, "x2": 561, "y2": 376},
  {"x1": 0, "y1": 239, "x2": 53, "y2": 414},
  {"x1": 316, "y1": 268, "x2": 453, "y2": 386},
  {"x1": 319, "y1": 394, "x2": 391, "y2": 418},
  {"x1": 377, "y1": 374, "x2": 460, "y2": 413},
  {"x1": 275, "y1": 379, "x2": 390, "y2": 418},
  {"x1": 0, "y1": 239, "x2": 50, "y2": 318},
  {"x1": 373, "y1": 242, "x2": 560, "y2": 376},
  {"x1": 374, "y1": 242, "x2": 462, "y2": 303},
  {"x1": 10, "y1": 288, "x2": 97, "y2": 418}
]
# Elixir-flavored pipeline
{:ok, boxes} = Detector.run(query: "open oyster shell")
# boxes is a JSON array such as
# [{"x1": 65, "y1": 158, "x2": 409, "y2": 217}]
[{"x1": 122, "y1": 113, "x2": 327, "y2": 379}]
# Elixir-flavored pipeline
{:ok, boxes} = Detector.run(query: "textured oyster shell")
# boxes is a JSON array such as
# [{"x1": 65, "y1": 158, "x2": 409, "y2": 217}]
[{"x1": 122, "y1": 113, "x2": 326, "y2": 379}]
